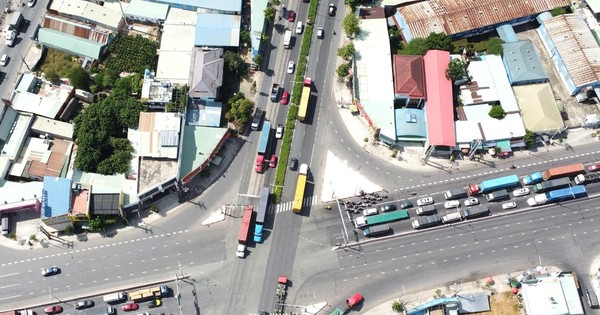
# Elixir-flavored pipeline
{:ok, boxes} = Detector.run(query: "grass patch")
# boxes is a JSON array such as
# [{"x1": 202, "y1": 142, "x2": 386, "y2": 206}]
[
  {"x1": 273, "y1": 0, "x2": 319, "y2": 203},
  {"x1": 39, "y1": 49, "x2": 81, "y2": 77}
]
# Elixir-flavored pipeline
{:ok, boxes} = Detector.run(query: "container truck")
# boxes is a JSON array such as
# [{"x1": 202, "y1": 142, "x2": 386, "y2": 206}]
[
  {"x1": 254, "y1": 187, "x2": 269, "y2": 243},
  {"x1": 411, "y1": 214, "x2": 442, "y2": 229},
  {"x1": 128, "y1": 285, "x2": 169, "y2": 302},
  {"x1": 541, "y1": 163, "x2": 585, "y2": 181},
  {"x1": 103, "y1": 292, "x2": 127, "y2": 303},
  {"x1": 461, "y1": 205, "x2": 490, "y2": 220},
  {"x1": 533, "y1": 177, "x2": 571, "y2": 193},
  {"x1": 283, "y1": 30, "x2": 292, "y2": 49},
  {"x1": 416, "y1": 205, "x2": 436, "y2": 215},
  {"x1": 574, "y1": 173, "x2": 600, "y2": 185},
  {"x1": 523, "y1": 172, "x2": 543, "y2": 185},
  {"x1": 441, "y1": 212, "x2": 462, "y2": 224},
  {"x1": 444, "y1": 188, "x2": 467, "y2": 200},
  {"x1": 237, "y1": 205, "x2": 253, "y2": 258},
  {"x1": 527, "y1": 185, "x2": 587, "y2": 206},
  {"x1": 292, "y1": 164, "x2": 309, "y2": 213},
  {"x1": 270, "y1": 83, "x2": 280, "y2": 102},
  {"x1": 255, "y1": 121, "x2": 271, "y2": 173},
  {"x1": 354, "y1": 210, "x2": 409, "y2": 227},
  {"x1": 467, "y1": 175, "x2": 520, "y2": 195},
  {"x1": 485, "y1": 189, "x2": 509, "y2": 202},
  {"x1": 9, "y1": 12, "x2": 22, "y2": 31},
  {"x1": 363, "y1": 224, "x2": 390, "y2": 237}
]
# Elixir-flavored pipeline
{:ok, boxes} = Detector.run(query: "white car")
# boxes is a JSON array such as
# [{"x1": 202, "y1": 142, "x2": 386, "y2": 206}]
[
  {"x1": 275, "y1": 124, "x2": 284, "y2": 139},
  {"x1": 502, "y1": 202, "x2": 517, "y2": 210},
  {"x1": 296, "y1": 21, "x2": 304, "y2": 34},
  {"x1": 464, "y1": 198, "x2": 479, "y2": 206},
  {"x1": 513, "y1": 188, "x2": 530, "y2": 197},
  {"x1": 444, "y1": 200, "x2": 460, "y2": 209},
  {"x1": 27, "y1": 0, "x2": 36, "y2": 7},
  {"x1": 417, "y1": 197, "x2": 434, "y2": 206},
  {"x1": 363, "y1": 207, "x2": 378, "y2": 216},
  {"x1": 0, "y1": 54, "x2": 8, "y2": 67},
  {"x1": 287, "y1": 61, "x2": 295, "y2": 74}
]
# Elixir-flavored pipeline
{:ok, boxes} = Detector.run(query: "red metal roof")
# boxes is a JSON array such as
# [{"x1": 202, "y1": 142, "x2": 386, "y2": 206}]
[
  {"x1": 393, "y1": 55, "x2": 426, "y2": 99},
  {"x1": 423, "y1": 50, "x2": 455, "y2": 147}
]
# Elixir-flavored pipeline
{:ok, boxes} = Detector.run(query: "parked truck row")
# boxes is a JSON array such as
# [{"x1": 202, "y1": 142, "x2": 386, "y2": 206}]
[
  {"x1": 467, "y1": 175, "x2": 520, "y2": 195},
  {"x1": 523, "y1": 163, "x2": 585, "y2": 185}
]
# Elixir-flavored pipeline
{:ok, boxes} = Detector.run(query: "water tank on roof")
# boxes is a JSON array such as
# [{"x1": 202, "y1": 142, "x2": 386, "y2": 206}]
[{"x1": 145, "y1": 68, "x2": 151, "y2": 77}]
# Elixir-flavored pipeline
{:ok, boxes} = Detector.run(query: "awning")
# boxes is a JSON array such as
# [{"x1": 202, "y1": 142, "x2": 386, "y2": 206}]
[
  {"x1": 496, "y1": 139, "x2": 512, "y2": 152},
  {"x1": 511, "y1": 140, "x2": 527, "y2": 148},
  {"x1": 349, "y1": 105, "x2": 359, "y2": 113},
  {"x1": 482, "y1": 141, "x2": 497, "y2": 148},
  {"x1": 210, "y1": 155, "x2": 223, "y2": 166}
]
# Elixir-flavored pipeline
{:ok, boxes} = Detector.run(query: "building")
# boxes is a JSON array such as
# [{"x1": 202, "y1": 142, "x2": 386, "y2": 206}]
[
  {"x1": 10, "y1": 74, "x2": 75, "y2": 120},
  {"x1": 41, "y1": 176, "x2": 73, "y2": 231},
  {"x1": 188, "y1": 48, "x2": 224, "y2": 100},
  {"x1": 48, "y1": 0, "x2": 125, "y2": 32},
  {"x1": 250, "y1": 0, "x2": 270, "y2": 57},
  {"x1": 513, "y1": 83, "x2": 564, "y2": 133},
  {"x1": 155, "y1": 8, "x2": 197, "y2": 85},
  {"x1": 396, "y1": 0, "x2": 569, "y2": 40},
  {"x1": 393, "y1": 55, "x2": 426, "y2": 108},
  {"x1": 521, "y1": 271, "x2": 584, "y2": 315},
  {"x1": 538, "y1": 13, "x2": 600, "y2": 97},
  {"x1": 502, "y1": 40, "x2": 548, "y2": 85},
  {"x1": 145, "y1": 0, "x2": 242, "y2": 14},
  {"x1": 195, "y1": 13, "x2": 241, "y2": 47},
  {"x1": 141, "y1": 70, "x2": 174, "y2": 109},
  {"x1": 124, "y1": 0, "x2": 169, "y2": 24},
  {"x1": 423, "y1": 50, "x2": 455, "y2": 149}
]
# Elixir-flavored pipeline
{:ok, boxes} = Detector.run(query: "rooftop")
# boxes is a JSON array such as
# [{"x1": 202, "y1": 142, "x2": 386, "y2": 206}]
[
  {"x1": 31, "y1": 116, "x2": 74, "y2": 140},
  {"x1": 141, "y1": 75, "x2": 173, "y2": 104},
  {"x1": 187, "y1": 98, "x2": 222, "y2": 127},
  {"x1": 423, "y1": 50, "x2": 455, "y2": 147},
  {"x1": 394, "y1": 108, "x2": 428, "y2": 140},
  {"x1": 189, "y1": 48, "x2": 224, "y2": 99},
  {"x1": 11, "y1": 76, "x2": 74, "y2": 119},
  {"x1": 155, "y1": 8, "x2": 197, "y2": 84},
  {"x1": 124, "y1": 0, "x2": 169, "y2": 21},
  {"x1": 9, "y1": 137, "x2": 72, "y2": 180},
  {"x1": 522, "y1": 272, "x2": 583, "y2": 315},
  {"x1": 392, "y1": 55, "x2": 426, "y2": 99},
  {"x1": 134, "y1": 112, "x2": 181, "y2": 159},
  {"x1": 49, "y1": 0, "x2": 123, "y2": 30},
  {"x1": 502, "y1": 40, "x2": 548, "y2": 84},
  {"x1": 456, "y1": 109, "x2": 526, "y2": 142},
  {"x1": 513, "y1": 83, "x2": 564, "y2": 132},
  {"x1": 41, "y1": 176, "x2": 72, "y2": 219},
  {"x1": 178, "y1": 125, "x2": 228, "y2": 179},
  {"x1": 194, "y1": 13, "x2": 241, "y2": 47}
]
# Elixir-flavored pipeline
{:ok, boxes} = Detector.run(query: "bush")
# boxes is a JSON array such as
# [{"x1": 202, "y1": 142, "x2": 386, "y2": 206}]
[
  {"x1": 551, "y1": 7, "x2": 567, "y2": 16},
  {"x1": 150, "y1": 204, "x2": 159, "y2": 213},
  {"x1": 29, "y1": 235, "x2": 38, "y2": 242},
  {"x1": 488, "y1": 104, "x2": 506, "y2": 119},
  {"x1": 64, "y1": 225, "x2": 75, "y2": 235},
  {"x1": 523, "y1": 129, "x2": 536, "y2": 148},
  {"x1": 487, "y1": 37, "x2": 504, "y2": 55},
  {"x1": 336, "y1": 63, "x2": 350, "y2": 79}
]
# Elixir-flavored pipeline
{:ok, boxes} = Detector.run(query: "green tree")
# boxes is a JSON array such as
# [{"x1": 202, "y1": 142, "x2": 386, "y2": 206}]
[
  {"x1": 445, "y1": 58, "x2": 466, "y2": 81},
  {"x1": 88, "y1": 216, "x2": 105, "y2": 232},
  {"x1": 487, "y1": 37, "x2": 504, "y2": 55},
  {"x1": 45, "y1": 70, "x2": 61, "y2": 84},
  {"x1": 96, "y1": 138, "x2": 133, "y2": 174},
  {"x1": 399, "y1": 37, "x2": 430, "y2": 55},
  {"x1": 240, "y1": 30, "x2": 251, "y2": 46},
  {"x1": 425, "y1": 32, "x2": 453, "y2": 52},
  {"x1": 224, "y1": 51, "x2": 245, "y2": 73},
  {"x1": 345, "y1": 0, "x2": 359, "y2": 10},
  {"x1": 523, "y1": 129, "x2": 537, "y2": 148},
  {"x1": 551, "y1": 7, "x2": 567, "y2": 16},
  {"x1": 342, "y1": 13, "x2": 360, "y2": 37},
  {"x1": 488, "y1": 104, "x2": 506, "y2": 119},
  {"x1": 389, "y1": 26, "x2": 404, "y2": 53},
  {"x1": 337, "y1": 63, "x2": 350, "y2": 79},
  {"x1": 67, "y1": 67, "x2": 90, "y2": 91},
  {"x1": 391, "y1": 300, "x2": 406, "y2": 313},
  {"x1": 253, "y1": 54, "x2": 263, "y2": 67},
  {"x1": 337, "y1": 42, "x2": 356, "y2": 59},
  {"x1": 264, "y1": 6, "x2": 276, "y2": 23}
]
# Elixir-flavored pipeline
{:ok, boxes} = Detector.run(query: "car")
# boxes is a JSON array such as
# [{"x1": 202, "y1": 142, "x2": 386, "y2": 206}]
[
  {"x1": 464, "y1": 198, "x2": 479, "y2": 206},
  {"x1": 589, "y1": 163, "x2": 600, "y2": 172},
  {"x1": 147, "y1": 299, "x2": 162, "y2": 308},
  {"x1": 44, "y1": 306, "x2": 62, "y2": 314},
  {"x1": 513, "y1": 188, "x2": 530, "y2": 197},
  {"x1": 0, "y1": 54, "x2": 8, "y2": 67},
  {"x1": 269, "y1": 155, "x2": 278, "y2": 168},
  {"x1": 27, "y1": 0, "x2": 35, "y2": 7},
  {"x1": 296, "y1": 21, "x2": 303, "y2": 34},
  {"x1": 121, "y1": 303, "x2": 139, "y2": 311},
  {"x1": 74, "y1": 299, "x2": 94, "y2": 309},
  {"x1": 289, "y1": 158, "x2": 298, "y2": 171},
  {"x1": 317, "y1": 27, "x2": 324, "y2": 39},
  {"x1": 380, "y1": 204, "x2": 397, "y2": 212},
  {"x1": 328, "y1": 3, "x2": 336, "y2": 16},
  {"x1": 41, "y1": 267, "x2": 60, "y2": 277},
  {"x1": 363, "y1": 207, "x2": 378, "y2": 216},
  {"x1": 417, "y1": 197, "x2": 434, "y2": 206},
  {"x1": 444, "y1": 200, "x2": 460, "y2": 209},
  {"x1": 287, "y1": 61, "x2": 295, "y2": 74},
  {"x1": 346, "y1": 292, "x2": 363, "y2": 308},
  {"x1": 502, "y1": 201, "x2": 517, "y2": 210},
  {"x1": 276, "y1": 124, "x2": 284, "y2": 139},
  {"x1": 255, "y1": 156, "x2": 264, "y2": 173},
  {"x1": 399, "y1": 200, "x2": 413, "y2": 209},
  {"x1": 103, "y1": 306, "x2": 117, "y2": 315},
  {"x1": 288, "y1": 10, "x2": 296, "y2": 22},
  {"x1": 281, "y1": 90, "x2": 290, "y2": 105}
]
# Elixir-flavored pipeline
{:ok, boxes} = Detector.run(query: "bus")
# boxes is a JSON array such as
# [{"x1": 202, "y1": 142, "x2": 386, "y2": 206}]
[
  {"x1": 293, "y1": 164, "x2": 309, "y2": 213},
  {"x1": 298, "y1": 78, "x2": 312, "y2": 122},
  {"x1": 355, "y1": 210, "x2": 409, "y2": 227}
]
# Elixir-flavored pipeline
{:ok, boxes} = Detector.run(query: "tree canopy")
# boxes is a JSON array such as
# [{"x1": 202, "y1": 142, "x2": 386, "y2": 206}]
[
  {"x1": 337, "y1": 42, "x2": 356, "y2": 60},
  {"x1": 445, "y1": 58, "x2": 466, "y2": 82},
  {"x1": 106, "y1": 35, "x2": 158, "y2": 73},
  {"x1": 488, "y1": 104, "x2": 506, "y2": 119},
  {"x1": 342, "y1": 13, "x2": 360, "y2": 37},
  {"x1": 399, "y1": 32, "x2": 453, "y2": 55},
  {"x1": 224, "y1": 51, "x2": 246, "y2": 73}
]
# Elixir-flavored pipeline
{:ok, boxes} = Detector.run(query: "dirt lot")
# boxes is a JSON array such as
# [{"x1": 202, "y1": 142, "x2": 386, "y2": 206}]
[{"x1": 475, "y1": 291, "x2": 521, "y2": 315}]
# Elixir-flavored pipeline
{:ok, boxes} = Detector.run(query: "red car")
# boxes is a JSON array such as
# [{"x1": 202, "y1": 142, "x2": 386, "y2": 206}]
[
  {"x1": 122, "y1": 303, "x2": 139, "y2": 311},
  {"x1": 346, "y1": 292, "x2": 364, "y2": 308},
  {"x1": 255, "y1": 155, "x2": 265, "y2": 173},
  {"x1": 281, "y1": 90, "x2": 289, "y2": 105},
  {"x1": 270, "y1": 155, "x2": 278, "y2": 168},
  {"x1": 288, "y1": 10, "x2": 296, "y2": 22},
  {"x1": 44, "y1": 306, "x2": 62, "y2": 314},
  {"x1": 589, "y1": 163, "x2": 600, "y2": 172}
]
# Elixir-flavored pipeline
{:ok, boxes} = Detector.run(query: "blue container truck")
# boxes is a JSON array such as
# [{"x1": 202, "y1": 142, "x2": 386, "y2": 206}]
[
  {"x1": 467, "y1": 175, "x2": 520, "y2": 195},
  {"x1": 253, "y1": 187, "x2": 270, "y2": 243},
  {"x1": 527, "y1": 185, "x2": 586, "y2": 206},
  {"x1": 523, "y1": 172, "x2": 543, "y2": 185}
]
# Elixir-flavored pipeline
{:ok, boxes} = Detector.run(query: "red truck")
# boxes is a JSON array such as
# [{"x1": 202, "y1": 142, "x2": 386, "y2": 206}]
[
  {"x1": 330, "y1": 292, "x2": 364, "y2": 314},
  {"x1": 541, "y1": 163, "x2": 585, "y2": 181},
  {"x1": 236, "y1": 205, "x2": 253, "y2": 258}
]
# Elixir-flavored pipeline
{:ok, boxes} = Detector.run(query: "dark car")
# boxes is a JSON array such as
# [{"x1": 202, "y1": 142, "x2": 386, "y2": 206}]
[
  {"x1": 41, "y1": 267, "x2": 60, "y2": 277},
  {"x1": 380, "y1": 204, "x2": 397, "y2": 212},
  {"x1": 147, "y1": 299, "x2": 162, "y2": 308},
  {"x1": 328, "y1": 3, "x2": 336, "y2": 16},
  {"x1": 74, "y1": 299, "x2": 94, "y2": 309},
  {"x1": 289, "y1": 158, "x2": 298, "y2": 171},
  {"x1": 399, "y1": 201, "x2": 413, "y2": 209}
]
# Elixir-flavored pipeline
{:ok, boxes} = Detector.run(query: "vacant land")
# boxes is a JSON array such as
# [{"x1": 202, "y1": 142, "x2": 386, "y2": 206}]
[{"x1": 475, "y1": 291, "x2": 520, "y2": 315}]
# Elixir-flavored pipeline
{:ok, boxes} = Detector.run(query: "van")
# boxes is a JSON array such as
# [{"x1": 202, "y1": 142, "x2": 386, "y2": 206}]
[
  {"x1": 103, "y1": 292, "x2": 126, "y2": 303},
  {"x1": 1, "y1": 217, "x2": 9, "y2": 236},
  {"x1": 442, "y1": 212, "x2": 462, "y2": 224},
  {"x1": 363, "y1": 207, "x2": 378, "y2": 216},
  {"x1": 586, "y1": 288, "x2": 600, "y2": 308},
  {"x1": 444, "y1": 200, "x2": 460, "y2": 209},
  {"x1": 416, "y1": 205, "x2": 436, "y2": 216},
  {"x1": 159, "y1": 284, "x2": 169, "y2": 296}
]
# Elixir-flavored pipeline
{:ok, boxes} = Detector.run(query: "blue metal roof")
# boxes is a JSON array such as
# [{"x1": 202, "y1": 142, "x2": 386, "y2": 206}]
[
  {"x1": 496, "y1": 24, "x2": 518, "y2": 43},
  {"x1": 195, "y1": 13, "x2": 240, "y2": 47},
  {"x1": 41, "y1": 176, "x2": 72, "y2": 219},
  {"x1": 407, "y1": 298, "x2": 459, "y2": 315},
  {"x1": 502, "y1": 40, "x2": 547, "y2": 85},
  {"x1": 394, "y1": 108, "x2": 427, "y2": 140}
]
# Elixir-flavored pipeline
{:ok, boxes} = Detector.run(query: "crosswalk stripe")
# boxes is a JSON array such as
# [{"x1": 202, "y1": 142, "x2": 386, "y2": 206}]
[{"x1": 272, "y1": 195, "x2": 319, "y2": 213}]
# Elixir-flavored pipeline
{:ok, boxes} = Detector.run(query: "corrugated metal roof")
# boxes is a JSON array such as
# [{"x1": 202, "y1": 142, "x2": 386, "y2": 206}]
[
  {"x1": 124, "y1": 0, "x2": 169, "y2": 20},
  {"x1": 194, "y1": 13, "x2": 241, "y2": 47},
  {"x1": 49, "y1": 0, "x2": 123, "y2": 30},
  {"x1": 514, "y1": 83, "x2": 564, "y2": 132},
  {"x1": 424, "y1": 50, "x2": 455, "y2": 147},
  {"x1": 542, "y1": 14, "x2": 600, "y2": 87},
  {"x1": 398, "y1": 0, "x2": 570, "y2": 38},
  {"x1": 393, "y1": 55, "x2": 426, "y2": 98},
  {"x1": 502, "y1": 40, "x2": 547, "y2": 84},
  {"x1": 38, "y1": 28, "x2": 104, "y2": 59},
  {"x1": 41, "y1": 176, "x2": 72, "y2": 218},
  {"x1": 394, "y1": 108, "x2": 428, "y2": 139}
]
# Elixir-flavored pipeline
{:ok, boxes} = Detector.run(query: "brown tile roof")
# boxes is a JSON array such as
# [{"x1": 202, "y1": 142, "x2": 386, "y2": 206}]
[
  {"x1": 360, "y1": 6, "x2": 386, "y2": 19},
  {"x1": 393, "y1": 55, "x2": 427, "y2": 98},
  {"x1": 398, "y1": 0, "x2": 570, "y2": 38}
]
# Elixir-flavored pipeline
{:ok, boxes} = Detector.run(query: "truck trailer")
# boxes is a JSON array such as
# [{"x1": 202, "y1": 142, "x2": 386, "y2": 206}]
[
  {"x1": 237, "y1": 205, "x2": 253, "y2": 258},
  {"x1": 461, "y1": 205, "x2": 490, "y2": 220},
  {"x1": 541, "y1": 163, "x2": 585, "y2": 181},
  {"x1": 467, "y1": 175, "x2": 520, "y2": 195},
  {"x1": 485, "y1": 189, "x2": 509, "y2": 202},
  {"x1": 9, "y1": 12, "x2": 22, "y2": 31},
  {"x1": 355, "y1": 210, "x2": 410, "y2": 227},
  {"x1": 128, "y1": 285, "x2": 169, "y2": 302},
  {"x1": 523, "y1": 172, "x2": 543, "y2": 185},
  {"x1": 533, "y1": 177, "x2": 571, "y2": 193},
  {"x1": 441, "y1": 212, "x2": 462, "y2": 224},
  {"x1": 254, "y1": 187, "x2": 269, "y2": 243},
  {"x1": 574, "y1": 173, "x2": 600, "y2": 185},
  {"x1": 292, "y1": 164, "x2": 309, "y2": 213},
  {"x1": 444, "y1": 188, "x2": 467, "y2": 200},
  {"x1": 411, "y1": 214, "x2": 442, "y2": 229},
  {"x1": 363, "y1": 224, "x2": 390, "y2": 237},
  {"x1": 298, "y1": 78, "x2": 312, "y2": 122},
  {"x1": 527, "y1": 185, "x2": 587, "y2": 206},
  {"x1": 255, "y1": 121, "x2": 271, "y2": 173}
]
